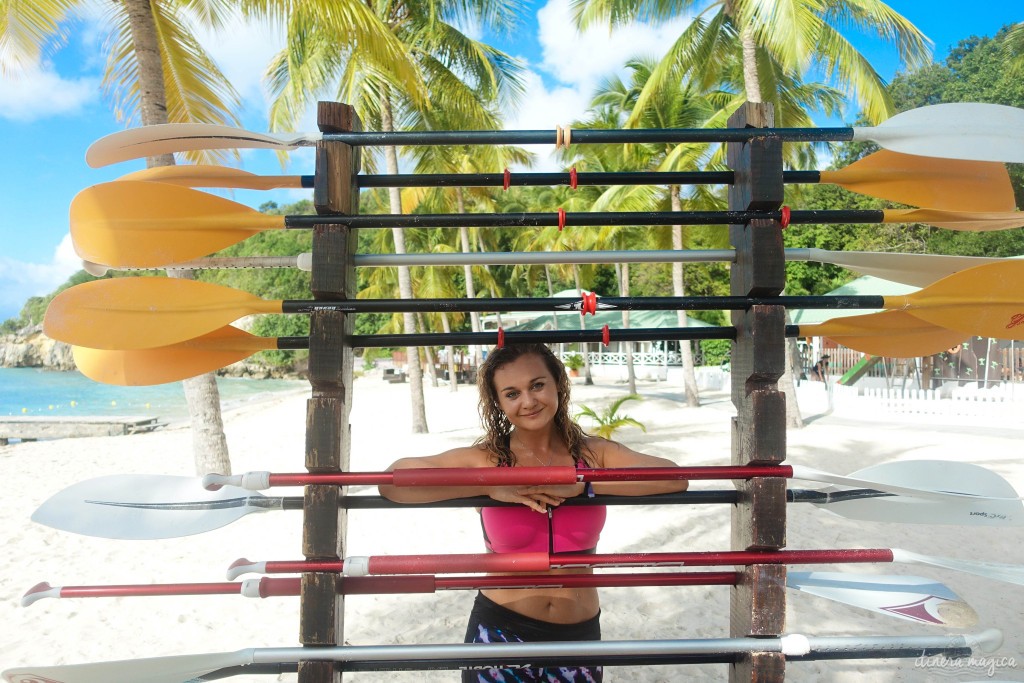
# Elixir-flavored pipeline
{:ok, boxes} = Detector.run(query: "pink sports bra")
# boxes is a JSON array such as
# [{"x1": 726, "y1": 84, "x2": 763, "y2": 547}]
[{"x1": 480, "y1": 457, "x2": 607, "y2": 554}]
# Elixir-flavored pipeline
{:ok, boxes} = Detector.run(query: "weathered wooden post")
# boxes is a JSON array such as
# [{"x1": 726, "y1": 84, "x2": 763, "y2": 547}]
[
  {"x1": 727, "y1": 101, "x2": 788, "y2": 683},
  {"x1": 298, "y1": 101, "x2": 361, "y2": 683}
]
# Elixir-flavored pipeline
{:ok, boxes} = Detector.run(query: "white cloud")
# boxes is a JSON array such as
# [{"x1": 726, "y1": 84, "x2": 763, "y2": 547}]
[
  {"x1": 192, "y1": 15, "x2": 287, "y2": 111},
  {"x1": 0, "y1": 64, "x2": 99, "y2": 122},
  {"x1": 535, "y1": 0, "x2": 692, "y2": 91},
  {"x1": 501, "y1": 0, "x2": 692, "y2": 170},
  {"x1": 0, "y1": 234, "x2": 81, "y2": 321}
]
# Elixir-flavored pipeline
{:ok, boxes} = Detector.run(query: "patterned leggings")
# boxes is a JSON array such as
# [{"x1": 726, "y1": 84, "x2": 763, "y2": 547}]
[{"x1": 461, "y1": 592, "x2": 603, "y2": 682}]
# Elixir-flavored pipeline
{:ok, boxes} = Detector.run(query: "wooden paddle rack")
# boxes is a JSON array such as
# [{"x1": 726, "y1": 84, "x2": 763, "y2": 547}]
[
  {"x1": 727, "y1": 102, "x2": 788, "y2": 683},
  {"x1": 299, "y1": 101, "x2": 361, "y2": 683},
  {"x1": 295, "y1": 100, "x2": 788, "y2": 681}
]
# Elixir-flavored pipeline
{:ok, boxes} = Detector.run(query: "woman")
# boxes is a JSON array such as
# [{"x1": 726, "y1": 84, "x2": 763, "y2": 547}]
[{"x1": 379, "y1": 343, "x2": 689, "y2": 682}]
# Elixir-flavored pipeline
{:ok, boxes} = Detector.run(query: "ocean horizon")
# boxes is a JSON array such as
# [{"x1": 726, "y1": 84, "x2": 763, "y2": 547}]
[{"x1": 0, "y1": 367, "x2": 308, "y2": 423}]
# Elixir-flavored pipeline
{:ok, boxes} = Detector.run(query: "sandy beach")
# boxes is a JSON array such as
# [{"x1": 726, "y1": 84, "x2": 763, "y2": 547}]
[{"x1": 1, "y1": 375, "x2": 1022, "y2": 682}]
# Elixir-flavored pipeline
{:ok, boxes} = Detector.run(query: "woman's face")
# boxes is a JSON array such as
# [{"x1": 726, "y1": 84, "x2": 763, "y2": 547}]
[{"x1": 491, "y1": 353, "x2": 559, "y2": 433}]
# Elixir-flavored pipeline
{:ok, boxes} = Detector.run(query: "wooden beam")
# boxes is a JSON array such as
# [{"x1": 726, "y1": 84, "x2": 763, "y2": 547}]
[
  {"x1": 299, "y1": 101, "x2": 361, "y2": 683},
  {"x1": 727, "y1": 102, "x2": 787, "y2": 683}
]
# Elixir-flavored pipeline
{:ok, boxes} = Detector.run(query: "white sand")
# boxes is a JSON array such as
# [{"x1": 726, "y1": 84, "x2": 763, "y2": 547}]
[{"x1": 1, "y1": 376, "x2": 1022, "y2": 682}]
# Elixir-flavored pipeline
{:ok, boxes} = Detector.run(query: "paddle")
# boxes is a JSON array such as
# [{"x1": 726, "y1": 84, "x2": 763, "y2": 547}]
[
  {"x1": 226, "y1": 545, "x2": 1024, "y2": 589},
  {"x1": 0, "y1": 630, "x2": 1003, "y2": 683},
  {"x1": 30, "y1": 461, "x2": 1021, "y2": 541},
  {"x1": 69, "y1": 310, "x2": 965, "y2": 386},
  {"x1": 85, "y1": 248, "x2": 1018, "y2": 289},
  {"x1": 119, "y1": 150, "x2": 1015, "y2": 212},
  {"x1": 20, "y1": 571, "x2": 978, "y2": 628},
  {"x1": 84, "y1": 102, "x2": 1024, "y2": 166},
  {"x1": 69, "y1": 180, "x2": 1024, "y2": 268},
  {"x1": 46, "y1": 262, "x2": 1011, "y2": 351},
  {"x1": 197, "y1": 464, "x2": 1020, "y2": 505}
]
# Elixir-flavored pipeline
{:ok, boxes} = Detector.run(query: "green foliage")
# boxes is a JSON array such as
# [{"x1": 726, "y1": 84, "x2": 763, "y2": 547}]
[
  {"x1": 575, "y1": 394, "x2": 646, "y2": 440},
  {"x1": 564, "y1": 353, "x2": 584, "y2": 371},
  {"x1": 699, "y1": 339, "x2": 732, "y2": 367}
]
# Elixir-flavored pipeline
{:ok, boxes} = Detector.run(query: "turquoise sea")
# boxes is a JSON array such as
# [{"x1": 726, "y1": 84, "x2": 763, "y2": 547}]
[{"x1": 0, "y1": 367, "x2": 308, "y2": 422}]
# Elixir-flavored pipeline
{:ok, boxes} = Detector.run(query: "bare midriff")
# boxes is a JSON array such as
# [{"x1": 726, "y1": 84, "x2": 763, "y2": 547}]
[{"x1": 481, "y1": 567, "x2": 600, "y2": 624}]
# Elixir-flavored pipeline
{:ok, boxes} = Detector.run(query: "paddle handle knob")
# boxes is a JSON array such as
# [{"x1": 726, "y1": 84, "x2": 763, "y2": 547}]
[
  {"x1": 203, "y1": 471, "x2": 271, "y2": 491},
  {"x1": 227, "y1": 558, "x2": 267, "y2": 580},
  {"x1": 21, "y1": 582, "x2": 58, "y2": 607}
]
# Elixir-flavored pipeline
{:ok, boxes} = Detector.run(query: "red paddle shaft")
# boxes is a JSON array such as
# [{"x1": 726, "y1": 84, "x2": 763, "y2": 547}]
[
  {"x1": 236, "y1": 549, "x2": 897, "y2": 577},
  {"x1": 266, "y1": 465, "x2": 792, "y2": 487},
  {"x1": 23, "y1": 572, "x2": 739, "y2": 604}
]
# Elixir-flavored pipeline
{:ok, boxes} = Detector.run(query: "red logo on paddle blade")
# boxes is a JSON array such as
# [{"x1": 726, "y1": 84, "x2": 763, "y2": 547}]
[
  {"x1": 1008, "y1": 313, "x2": 1024, "y2": 329},
  {"x1": 4, "y1": 675, "x2": 67, "y2": 683}
]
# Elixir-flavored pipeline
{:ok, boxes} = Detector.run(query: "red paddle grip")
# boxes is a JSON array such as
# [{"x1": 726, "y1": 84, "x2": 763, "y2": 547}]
[{"x1": 391, "y1": 466, "x2": 577, "y2": 487}]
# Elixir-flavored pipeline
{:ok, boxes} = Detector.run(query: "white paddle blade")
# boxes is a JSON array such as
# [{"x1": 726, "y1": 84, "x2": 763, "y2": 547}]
[
  {"x1": 892, "y1": 549, "x2": 1024, "y2": 587},
  {"x1": 85, "y1": 124, "x2": 321, "y2": 168},
  {"x1": 857, "y1": 103, "x2": 1024, "y2": 163},
  {"x1": 31, "y1": 475, "x2": 278, "y2": 540},
  {"x1": 787, "y1": 572, "x2": 977, "y2": 627},
  {"x1": 819, "y1": 460, "x2": 1024, "y2": 526},
  {"x1": 808, "y1": 250, "x2": 1016, "y2": 288},
  {"x1": 2, "y1": 649, "x2": 252, "y2": 683}
]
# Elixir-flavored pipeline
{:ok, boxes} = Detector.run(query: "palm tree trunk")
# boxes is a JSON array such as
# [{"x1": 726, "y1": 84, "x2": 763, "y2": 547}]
[
  {"x1": 416, "y1": 313, "x2": 439, "y2": 387},
  {"x1": 573, "y1": 265, "x2": 593, "y2": 385},
  {"x1": 545, "y1": 266, "x2": 558, "y2": 330},
  {"x1": 381, "y1": 94, "x2": 428, "y2": 432},
  {"x1": 618, "y1": 262, "x2": 636, "y2": 395},
  {"x1": 455, "y1": 189, "x2": 482, "y2": 369},
  {"x1": 124, "y1": 0, "x2": 230, "y2": 475},
  {"x1": 741, "y1": 27, "x2": 762, "y2": 103},
  {"x1": 672, "y1": 189, "x2": 700, "y2": 407},
  {"x1": 441, "y1": 312, "x2": 458, "y2": 392},
  {"x1": 736, "y1": 26, "x2": 802, "y2": 428}
]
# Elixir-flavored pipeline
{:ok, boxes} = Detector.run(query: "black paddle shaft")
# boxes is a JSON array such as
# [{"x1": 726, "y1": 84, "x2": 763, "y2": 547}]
[
  {"x1": 278, "y1": 295, "x2": 887, "y2": 315},
  {"x1": 272, "y1": 323, "x2": 869, "y2": 349},
  {"x1": 315, "y1": 126, "x2": 852, "y2": 147},
  {"x1": 281, "y1": 209, "x2": 883, "y2": 229},
  {"x1": 355, "y1": 170, "x2": 820, "y2": 188}
]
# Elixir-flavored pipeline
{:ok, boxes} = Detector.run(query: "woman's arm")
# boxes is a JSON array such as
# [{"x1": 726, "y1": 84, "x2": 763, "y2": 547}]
[
  {"x1": 589, "y1": 438, "x2": 689, "y2": 496},
  {"x1": 377, "y1": 447, "x2": 555, "y2": 512}
]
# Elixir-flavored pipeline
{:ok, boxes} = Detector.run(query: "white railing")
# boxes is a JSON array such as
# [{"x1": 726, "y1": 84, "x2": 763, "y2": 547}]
[
  {"x1": 830, "y1": 383, "x2": 1023, "y2": 423},
  {"x1": 571, "y1": 351, "x2": 682, "y2": 366}
]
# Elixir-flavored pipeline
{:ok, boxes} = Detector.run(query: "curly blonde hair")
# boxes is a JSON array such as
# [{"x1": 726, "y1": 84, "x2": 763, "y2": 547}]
[{"x1": 474, "y1": 343, "x2": 594, "y2": 467}]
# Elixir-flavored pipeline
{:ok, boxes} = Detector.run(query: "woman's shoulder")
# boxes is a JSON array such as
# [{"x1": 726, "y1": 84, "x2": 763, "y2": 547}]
[{"x1": 581, "y1": 435, "x2": 619, "y2": 465}]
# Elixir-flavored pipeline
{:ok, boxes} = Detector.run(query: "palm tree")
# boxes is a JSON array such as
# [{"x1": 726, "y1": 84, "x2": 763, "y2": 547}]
[
  {"x1": 1, "y1": 1, "x2": 249, "y2": 475},
  {"x1": 265, "y1": 0, "x2": 526, "y2": 433},
  {"x1": 574, "y1": 0, "x2": 931, "y2": 124},
  {"x1": 575, "y1": 394, "x2": 646, "y2": 439},
  {"x1": 407, "y1": 108, "x2": 533, "y2": 372},
  {"x1": 576, "y1": 0, "x2": 930, "y2": 427},
  {"x1": 575, "y1": 63, "x2": 728, "y2": 403}
]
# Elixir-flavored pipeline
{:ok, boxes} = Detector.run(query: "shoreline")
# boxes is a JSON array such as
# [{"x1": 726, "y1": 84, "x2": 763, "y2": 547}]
[{"x1": 1, "y1": 376, "x2": 1022, "y2": 681}]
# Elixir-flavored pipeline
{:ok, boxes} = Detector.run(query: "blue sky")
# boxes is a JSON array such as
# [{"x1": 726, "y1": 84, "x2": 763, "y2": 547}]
[{"x1": 0, "y1": 0, "x2": 1019, "y2": 322}]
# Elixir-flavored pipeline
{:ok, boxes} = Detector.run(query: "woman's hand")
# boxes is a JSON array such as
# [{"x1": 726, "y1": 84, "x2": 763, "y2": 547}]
[{"x1": 488, "y1": 483, "x2": 585, "y2": 513}]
